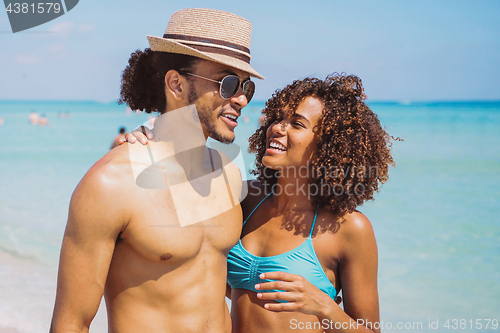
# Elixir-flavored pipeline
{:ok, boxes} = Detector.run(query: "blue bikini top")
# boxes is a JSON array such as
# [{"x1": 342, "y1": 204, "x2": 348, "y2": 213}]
[{"x1": 227, "y1": 190, "x2": 337, "y2": 302}]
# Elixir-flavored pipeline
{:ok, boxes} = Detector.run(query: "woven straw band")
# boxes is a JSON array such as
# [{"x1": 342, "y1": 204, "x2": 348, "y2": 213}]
[{"x1": 163, "y1": 34, "x2": 251, "y2": 63}]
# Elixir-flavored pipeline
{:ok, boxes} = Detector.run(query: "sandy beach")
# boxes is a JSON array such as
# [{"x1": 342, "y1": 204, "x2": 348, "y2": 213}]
[
  {"x1": 0, "y1": 250, "x2": 56, "y2": 332},
  {"x1": 0, "y1": 327, "x2": 20, "y2": 333},
  {"x1": 0, "y1": 249, "x2": 108, "y2": 333}
]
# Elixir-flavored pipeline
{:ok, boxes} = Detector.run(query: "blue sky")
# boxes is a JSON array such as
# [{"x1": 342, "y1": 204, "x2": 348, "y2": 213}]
[{"x1": 0, "y1": 0, "x2": 499, "y2": 101}]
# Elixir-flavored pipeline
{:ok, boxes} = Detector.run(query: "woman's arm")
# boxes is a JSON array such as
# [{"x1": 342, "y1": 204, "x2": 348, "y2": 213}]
[{"x1": 334, "y1": 212, "x2": 379, "y2": 332}]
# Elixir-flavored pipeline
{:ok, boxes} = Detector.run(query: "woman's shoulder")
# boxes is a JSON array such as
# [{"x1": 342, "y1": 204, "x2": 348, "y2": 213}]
[
  {"x1": 339, "y1": 211, "x2": 378, "y2": 259},
  {"x1": 322, "y1": 210, "x2": 375, "y2": 243},
  {"x1": 316, "y1": 209, "x2": 378, "y2": 266},
  {"x1": 343, "y1": 211, "x2": 374, "y2": 234}
]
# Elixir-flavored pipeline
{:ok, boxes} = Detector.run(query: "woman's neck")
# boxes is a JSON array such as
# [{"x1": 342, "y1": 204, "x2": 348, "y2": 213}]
[{"x1": 271, "y1": 173, "x2": 314, "y2": 214}]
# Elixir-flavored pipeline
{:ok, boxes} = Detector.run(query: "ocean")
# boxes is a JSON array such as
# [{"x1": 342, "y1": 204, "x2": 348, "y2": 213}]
[{"x1": 0, "y1": 100, "x2": 499, "y2": 332}]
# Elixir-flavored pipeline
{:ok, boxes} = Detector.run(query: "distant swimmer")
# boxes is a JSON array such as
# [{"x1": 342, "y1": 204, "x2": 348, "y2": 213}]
[
  {"x1": 110, "y1": 127, "x2": 126, "y2": 149},
  {"x1": 39, "y1": 114, "x2": 49, "y2": 126},
  {"x1": 0, "y1": 116, "x2": 4, "y2": 125},
  {"x1": 29, "y1": 111, "x2": 39, "y2": 125}
]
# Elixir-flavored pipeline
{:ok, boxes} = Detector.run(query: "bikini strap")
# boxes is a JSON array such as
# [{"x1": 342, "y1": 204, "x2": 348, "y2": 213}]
[
  {"x1": 243, "y1": 188, "x2": 275, "y2": 226},
  {"x1": 309, "y1": 205, "x2": 320, "y2": 238}
]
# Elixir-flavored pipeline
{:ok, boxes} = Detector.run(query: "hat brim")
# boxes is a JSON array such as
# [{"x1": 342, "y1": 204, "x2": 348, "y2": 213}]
[{"x1": 147, "y1": 35, "x2": 264, "y2": 80}]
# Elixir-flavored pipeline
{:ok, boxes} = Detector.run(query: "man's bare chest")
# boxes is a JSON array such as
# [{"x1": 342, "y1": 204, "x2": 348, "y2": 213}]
[{"x1": 119, "y1": 192, "x2": 243, "y2": 263}]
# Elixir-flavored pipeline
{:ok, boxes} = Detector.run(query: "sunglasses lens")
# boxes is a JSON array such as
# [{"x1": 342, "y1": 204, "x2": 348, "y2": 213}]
[
  {"x1": 242, "y1": 80, "x2": 255, "y2": 102},
  {"x1": 220, "y1": 76, "x2": 240, "y2": 99}
]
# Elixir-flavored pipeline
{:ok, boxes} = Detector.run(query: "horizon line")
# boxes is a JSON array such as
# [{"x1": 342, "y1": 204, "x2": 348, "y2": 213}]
[{"x1": 1, "y1": 99, "x2": 500, "y2": 104}]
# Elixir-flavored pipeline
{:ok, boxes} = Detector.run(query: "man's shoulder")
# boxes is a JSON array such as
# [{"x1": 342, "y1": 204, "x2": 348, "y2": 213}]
[
  {"x1": 68, "y1": 145, "x2": 135, "y2": 231},
  {"x1": 78, "y1": 144, "x2": 134, "y2": 196}
]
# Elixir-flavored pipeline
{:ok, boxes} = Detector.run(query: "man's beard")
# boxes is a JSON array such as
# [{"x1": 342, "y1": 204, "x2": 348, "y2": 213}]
[
  {"x1": 187, "y1": 79, "x2": 235, "y2": 144},
  {"x1": 196, "y1": 102, "x2": 235, "y2": 144}
]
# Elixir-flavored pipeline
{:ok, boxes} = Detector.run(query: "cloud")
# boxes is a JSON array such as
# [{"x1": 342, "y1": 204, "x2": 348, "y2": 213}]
[
  {"x1": 14, "y1": 54, "x2": 43, "y2": 65},
  {"x1": 49, "y1": 21, "x2": 75, "y2": 37},
  {"x1": 78, "y1": 23, "x2": 96, "y2": 34},
  {"x1": 46, "y1": 44, "x2": 65, "y2": 52},
  {"x1": 45, "y1": 43, "x2": 70, "y2": 60}
]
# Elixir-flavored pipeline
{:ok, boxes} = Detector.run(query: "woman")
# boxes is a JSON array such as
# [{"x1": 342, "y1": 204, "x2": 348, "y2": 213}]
[{"x1": 129, "y1": 74, "x2": 395, "y2": 332}]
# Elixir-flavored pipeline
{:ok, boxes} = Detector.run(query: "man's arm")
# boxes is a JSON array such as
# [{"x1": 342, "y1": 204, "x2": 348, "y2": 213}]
[{"x1": 50, "y1": 164, "x2": 128, "y2": 333}]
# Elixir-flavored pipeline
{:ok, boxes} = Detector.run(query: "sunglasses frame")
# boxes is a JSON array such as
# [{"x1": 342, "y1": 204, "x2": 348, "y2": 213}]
[{"x1": 185, "y1": 73, "x2": 255, "y2": 102}]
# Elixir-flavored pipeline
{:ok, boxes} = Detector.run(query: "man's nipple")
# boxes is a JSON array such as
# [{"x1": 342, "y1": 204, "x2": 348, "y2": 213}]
[{"x1": 160, "y1": 253, "x2": 173, "y2": 261}]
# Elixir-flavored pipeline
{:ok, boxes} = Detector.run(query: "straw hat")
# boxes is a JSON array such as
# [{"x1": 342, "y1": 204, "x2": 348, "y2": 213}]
[{"x1": 147, "y1": 8, "x2": 264, "y2": 79}]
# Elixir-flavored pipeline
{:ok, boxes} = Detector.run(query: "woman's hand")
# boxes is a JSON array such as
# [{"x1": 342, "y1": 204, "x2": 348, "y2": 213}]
[
  {"x1": 255, "y1": 272, "x2": 338, "y2": 316},
  {"x1": 119, "y1": 126, "x2": 153, "y2": 145}
]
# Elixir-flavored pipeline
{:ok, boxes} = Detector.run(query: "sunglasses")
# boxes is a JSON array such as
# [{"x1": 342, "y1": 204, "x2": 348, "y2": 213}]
[{"x1": 185, "y1": 73, "x2": 255, "y2": 103}]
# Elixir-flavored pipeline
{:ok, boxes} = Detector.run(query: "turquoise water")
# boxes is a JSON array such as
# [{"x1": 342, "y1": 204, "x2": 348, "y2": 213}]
[
  {"x1": 0, "y1": 100, "x2": 499, "y2": 332},
  {"x1": 361, "y1": 102, "x2": 500, "y2": 329}
]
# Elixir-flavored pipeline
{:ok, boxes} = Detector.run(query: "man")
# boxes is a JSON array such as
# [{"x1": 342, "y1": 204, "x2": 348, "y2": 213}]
[{"x1": 50, "y1": 8, "x2": 263, "y2": 333}]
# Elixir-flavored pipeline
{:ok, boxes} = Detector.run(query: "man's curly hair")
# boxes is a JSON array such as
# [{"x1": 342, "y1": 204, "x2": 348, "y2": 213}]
[
  {"x1": 118, "y1": 48, "x2": 198, "y2": 114},
  {"x1": 249, "y1": 73, "x2": 396, "y2": 218}
]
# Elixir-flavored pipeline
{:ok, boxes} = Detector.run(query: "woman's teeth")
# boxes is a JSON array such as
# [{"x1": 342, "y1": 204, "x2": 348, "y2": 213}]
[{"x1": 269, "y1": 141, "x2": 287, "y2": 151}]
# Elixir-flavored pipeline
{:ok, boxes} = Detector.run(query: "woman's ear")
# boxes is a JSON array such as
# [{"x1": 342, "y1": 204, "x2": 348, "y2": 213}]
[{"x1": 164, "y1": 70, "x2": 189, "y2": 102}]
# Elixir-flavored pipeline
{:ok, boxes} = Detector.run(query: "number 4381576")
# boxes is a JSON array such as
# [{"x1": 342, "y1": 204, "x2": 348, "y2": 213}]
[{"x1": 6, "y1": 3, "x2": 61, "y2": 14}]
